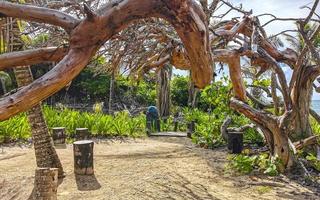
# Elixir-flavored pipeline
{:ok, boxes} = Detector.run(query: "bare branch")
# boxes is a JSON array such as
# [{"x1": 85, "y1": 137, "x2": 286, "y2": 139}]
[
  {"x1": 0, "y1": 47, "x2": 96, "y2": 121},
  {"x1": 0, "y1": 0, "x2": 212, "y2": 119},
  {"x1": 303, "y1": 0, "x2": 319, "y2": 25},
  {"x1": 0, "y1": 1, "x2": 79, "y2": 32},
  {"x1": 0, "y1": 47, "x2": 68, "y2": 70}
]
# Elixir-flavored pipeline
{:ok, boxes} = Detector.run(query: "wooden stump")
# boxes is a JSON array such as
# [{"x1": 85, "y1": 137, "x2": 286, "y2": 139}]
[
  {"x1": 33, "y1": 167, "x2": 58, "y2": 200},
  {"x1": 75, "y1": 128, "x2": 90, "y2": 140},
  {"x1": 156, "y1": 119, "x2": 161, "y2": 132},
  {"x1": 173, "y1": 121, "x2": 178, "y2": 132},
  {"x1": 187, "y1": 121, "x2": 195, "y2": 138},
  {"x1": 73, "y1": 140, "x2": 94, "y2": 175},
  {"x1": 227, "y1": 132, "x2": 243, "y2": 154},
  {"x1": 52, "y1": 127, "x2": 66, "y2": 147},
  {"x1": 146, "y1": 121, "x2": 152, "y2": 135}
]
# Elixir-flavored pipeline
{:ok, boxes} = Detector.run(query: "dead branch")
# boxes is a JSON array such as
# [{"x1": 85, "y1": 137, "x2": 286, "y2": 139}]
[
  {"x1": 0, "y1": 47, "x2": 68, "y2": 70},
  {"x1": 0, "y1": 0, "x2": 212, "y2": 120},
  {"x1": 221, "y1": 116, "x2": 231, "y2": 141},
  {"x1": 0, "y1": 1, "x2": 79, "y2": 32},
  {"x1": 294, "y1": 135, "x2": 319, "y2": 150}
]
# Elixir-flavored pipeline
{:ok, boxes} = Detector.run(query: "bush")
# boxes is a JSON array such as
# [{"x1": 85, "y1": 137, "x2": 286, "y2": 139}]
[
  {"x1": 227, "y1": 154, "x2": 281, "y2": 176},
  {"x1": 0, "y1": 105, "x2": 147, "y2": 143},
  {"x1": 0, "y1": 113, "x2": 30, "y2": 143}
]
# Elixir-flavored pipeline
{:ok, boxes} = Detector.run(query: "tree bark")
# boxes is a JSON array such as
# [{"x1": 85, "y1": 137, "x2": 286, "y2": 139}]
[
  {"x1": 230, "y1": 98, "x2": 293, "y2": 170},
  {"x1": 291, "y1": 66, "x2": 317, "y2": 140},
  {"x1": 73, "y1": 140, "x2": 94, "y2": 175},
  {"x1": 0, "y1": 0, "x2": 212, "y2": 121},
  {"x1": 6, "y1": 14, "x2": 63, "y2": 177},
  {"x1": 157, "y1": 64, "x2": 172, "y2": 119},
  {"x1": 33, "y1": 167, "x2": 58, "y2": 200}
]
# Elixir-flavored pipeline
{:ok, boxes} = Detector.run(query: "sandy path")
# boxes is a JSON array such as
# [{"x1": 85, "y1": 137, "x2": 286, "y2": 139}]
[{"x1": 0, "y1": 137, "x2": 319, "y2": 200}]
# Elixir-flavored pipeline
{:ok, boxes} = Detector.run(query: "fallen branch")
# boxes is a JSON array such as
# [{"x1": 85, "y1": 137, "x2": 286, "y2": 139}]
[{"x1": 294, "y1": 135, "x2": 319, "y2": 150}]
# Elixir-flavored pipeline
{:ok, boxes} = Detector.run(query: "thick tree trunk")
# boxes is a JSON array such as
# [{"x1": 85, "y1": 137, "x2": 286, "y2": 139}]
[
  {"x1": 7, "y1": 15, "x2": 64, "y2": 177},
  {"x1": 157, "y1": 64, "x2": 172, "y2": 119},
  {"x1": 230, "y1": 98, "x2": 293, "y2": 170},
  {"x1": 291, "y1": 65, "x2": 318, "y2": 140}
]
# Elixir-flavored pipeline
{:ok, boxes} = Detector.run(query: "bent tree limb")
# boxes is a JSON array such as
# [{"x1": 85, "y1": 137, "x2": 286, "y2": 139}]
[
  {"x1": 0, "y1": 47, "x2": 96, "y2": 121},
  {"x1": 230, "y1": 97, "x2": 293, "y2": 169},
  {"x1": 0, "y1": 47, "x2": 68, "y2": 70},
  {"x1": 0, "y1": 1, "x2": 79, "y2": 32},
  {"x1": 0, "y1": 0, "x2": 212, "y2": 121}
]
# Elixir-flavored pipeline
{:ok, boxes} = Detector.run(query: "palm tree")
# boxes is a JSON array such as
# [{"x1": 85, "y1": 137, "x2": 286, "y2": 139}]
[{"x1": 0, "y1": 1, "x2": 63, "y2": 177}]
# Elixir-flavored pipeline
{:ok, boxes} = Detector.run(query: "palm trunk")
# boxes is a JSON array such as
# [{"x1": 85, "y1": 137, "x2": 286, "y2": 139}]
[{"x1": 6, "y1": 15, "x2": 64, "y2": 176}]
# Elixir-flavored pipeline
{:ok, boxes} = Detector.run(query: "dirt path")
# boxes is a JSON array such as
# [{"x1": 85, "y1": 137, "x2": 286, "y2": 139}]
[{"x1": 0, "y1": 137, "x2": 319, "y2": 200}]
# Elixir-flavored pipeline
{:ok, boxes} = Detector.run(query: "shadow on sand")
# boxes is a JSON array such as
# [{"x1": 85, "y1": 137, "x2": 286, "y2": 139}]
[{"x1": 75, "y1": 174, "x2": 101, "y2": 191}]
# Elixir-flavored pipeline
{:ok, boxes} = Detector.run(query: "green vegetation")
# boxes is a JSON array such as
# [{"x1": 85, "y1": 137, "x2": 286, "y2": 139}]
[
  {"x1": 0, "y1": 75, "x2": 264, "y2": 148},
  {"x1": 0, "y1": 106, "x2": 147, "y2": 143},
  {"x1": 184, "y1": 78, "x2": 263, "y2": 148},
  {"x1": 256, "y1": 186, "x2": 272, "y2": 194},
  {"x1": 227, "y1": 153, "x2": 281, "y2": 176},
  {"x1": 306, "y1": 153, "x2": 320, "y2": 171}
]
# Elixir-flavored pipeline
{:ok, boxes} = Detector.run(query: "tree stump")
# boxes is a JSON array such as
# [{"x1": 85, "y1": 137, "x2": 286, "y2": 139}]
[
  {"x1": 33, "y1": 167, "x2": 58, "y2": 200},
  {"x1": 187, "y1": 121, "x2": 195, "y2": 138},
  {"x1": 73, "y1": 140, "x2": 94, "y2": 175},
  {"x1": 75, "y1": 128, "x2": 90, "y2": 140},
  {"x1": 173, "y1": 111, "x2": 180, "y2": 132},
  {"x1": 52, "y1": 127, "x2": 66, "y2": 147},
  {"x1": 227, "y1": 132, "x2": 243, "y2": 154},
  {"x1": 146, "y1": 121, "x2": 152, "y2": 136}
]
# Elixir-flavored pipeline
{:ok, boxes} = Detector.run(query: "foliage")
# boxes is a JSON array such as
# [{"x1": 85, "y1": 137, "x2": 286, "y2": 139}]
[
  {"x1": 227, "y1": 154, "x2": 281, "y2": 176},
  {"x1": 160, "y1": 116, "x2": 174, "y2": 132},
  {"x1": 198, "y1": 77, "x2": 233, "y2": 113},
  {"x1": 93, "y1": 102, "x2": 104, "y2": 113},
  {"x1": 117, "y1": 76, "x2": 156, "y2": 106},
  {"x1": 0, "y1": 106, "x2": 147, "y2": 143},
  {"x1": 67, "y1": 69, "x2": 157, "y2": 105},
  {"x1": 256, "y1": 186, "x2": 272, "y2": 194},
  {"x1": 0, "y1": 113, "x2": 30, "y2": 142},
  {"x1": 310, "y1": 117, "x2": 320, "y2": 139},
  {"x1": 185, "y1": 78, "x2": 263, "y2": 148},
  {"x1": 44, "y1": 106, "x2": 146, "y2": 138},
  {"x1": 69, "y1": 68, "x2": 110, "y2": 102},
  {"x1": 306, "y1": 153, "x2": 320, "y2": 171},
  {"x1": 171, "y1": 75, "x2": 189, "y2": 107}
]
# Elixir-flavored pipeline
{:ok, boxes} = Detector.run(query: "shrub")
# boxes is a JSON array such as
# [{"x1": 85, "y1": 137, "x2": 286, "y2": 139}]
[
  {"x1": 0, "y1": 105, "x2": 147, "y2": 143},
  {"x1": 227, "y1": 154, "x2": 281, "y2": 176}
]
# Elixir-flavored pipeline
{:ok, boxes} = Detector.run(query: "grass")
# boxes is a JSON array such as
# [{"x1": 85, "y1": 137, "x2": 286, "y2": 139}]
[{"x1": 256, "y1": 186, "x2": 272, "y2": 194}]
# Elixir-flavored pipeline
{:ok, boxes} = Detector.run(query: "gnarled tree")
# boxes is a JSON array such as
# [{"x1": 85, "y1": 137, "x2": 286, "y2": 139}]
[{"x1": 0, "y1": 0, "x2": 212, "y2": 121}]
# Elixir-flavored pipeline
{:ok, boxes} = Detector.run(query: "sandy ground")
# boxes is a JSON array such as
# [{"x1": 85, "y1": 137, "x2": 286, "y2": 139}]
[{"x1": 0, "y1": 136, "x2": 319, "y2": 200}]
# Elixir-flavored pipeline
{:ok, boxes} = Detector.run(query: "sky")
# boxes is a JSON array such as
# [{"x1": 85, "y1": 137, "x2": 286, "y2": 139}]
[{"x1": 175, "y1": 0, "x2": 320, "y2": 99}]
